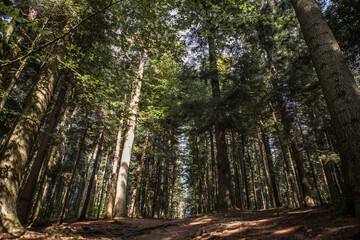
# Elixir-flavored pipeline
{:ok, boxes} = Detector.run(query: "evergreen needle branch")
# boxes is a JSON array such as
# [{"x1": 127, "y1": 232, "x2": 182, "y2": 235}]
[{"x1": 0, "y1": 0, "x2": 122, "y2": 69}]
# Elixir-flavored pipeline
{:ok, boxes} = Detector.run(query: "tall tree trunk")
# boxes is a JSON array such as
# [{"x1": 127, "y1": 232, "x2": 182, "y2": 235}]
[
  {"x1": 151, "y1": 156, "x2": 162, "y2": 218},
  {"x1": 114, "y1": 53, "x2": 145, "y2": 217},
  {"x1": 105, "y1": 117, "x2": 125, "y2": 219},
  {"x1": 78, "y1": 127, "x2": 104, "y2": 220},
  {"x1": 208, "y1": 35, "x2": 234, "y2": 209},
  {"x1": 291, "y1": 0, "x2": 360, "y2": 216},
  {"x1": 129, "y1": 133, "x2": 148, "y2": 217},
  {"x1": 230, "y1": 132, "x2": 242, "y2": 209},
  {"x1": 255, "y1": 134, "x2": 269, "y2": 209},
  {"x1": 209, "y1": 130, "x2": 217, "y2": 209},
  {"x1": 0, "y1": 54, "x2": 62, "y2": 236},
  {"x1": 240, "y1": 136, "x2": 251, "y2": 209},
  {"x1": 97, "y1": 150, "x2": 110, "y2": 219},
  {"x1": 297, "y1": 118, "x2": 325, "y2": 205},
  {"x1": 141, "y1": 144, "x2": 154, "y2": 217},
  {"x1": 97, "y1": 152, "x2": 110, "y2": 219},
  {"x1": 257, "y1": 122, "x2": 281, "y2": 208},
  {"x1": 17, "y1": 79, "x2": 68, "y2": 225},
  {"x1": 247, "y1": 143, "x2": 258, "y2": 210},
  {"x1": 57, "y1": 111, "x2": 88, "y2": 223},
  {"x1": 162, "y1": 137, "x2": 171, "y2": 218},
  {"x1": 276, "y1": 98, "x2": 315, "y2": 207},
  {"x1": 270, "y1": 103, "x2": 300, "y2": 208},
  {"x1": 105, "y1": 80, "x2": 129, "y2": 219}
]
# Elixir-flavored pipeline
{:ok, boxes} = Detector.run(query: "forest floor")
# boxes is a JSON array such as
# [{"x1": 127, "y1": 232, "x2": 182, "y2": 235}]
[{"x1": 6, "y1": 207, "x2": 360, "y2": 240}]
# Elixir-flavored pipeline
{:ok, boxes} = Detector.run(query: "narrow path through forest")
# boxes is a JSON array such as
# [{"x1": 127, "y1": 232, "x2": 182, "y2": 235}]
[{"x1": 9, "y1": 208, "x2": 360, "y2": 240}]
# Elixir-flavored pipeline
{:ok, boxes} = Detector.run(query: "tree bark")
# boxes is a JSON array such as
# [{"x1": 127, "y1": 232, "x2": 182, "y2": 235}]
[
  {"x1": 208, "y1": 35, "x2": 234, "y2": 209},
  {"x1": 114, "y1": 53, "x2": 145, "y2": 217},
  {"x1": 292, "y1": 0, "x2": 360, "y2": 216},
  {"x1": 258, "y1": 122, "x2": 281, "y2": 208},
  {"x1": 17, "y1": 79, "x2": 68, "y2": 225},
  {"x1": 129, "y1": 133, "x2": 149, "y2": 217},
  {"x1": 209, "y1": 130, "x2": 217, "y2": 209},
  {"x1": 78, "y1": 127, "x2": 104, "y2": 220},
  {"x1": 0, "y1": 55, "x2": 62, "y2": 236}
]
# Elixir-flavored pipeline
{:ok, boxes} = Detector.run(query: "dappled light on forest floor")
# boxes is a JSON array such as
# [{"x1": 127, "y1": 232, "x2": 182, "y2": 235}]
[{"x1": 5, "y1": 208, "x2": 359, "y2": 240}]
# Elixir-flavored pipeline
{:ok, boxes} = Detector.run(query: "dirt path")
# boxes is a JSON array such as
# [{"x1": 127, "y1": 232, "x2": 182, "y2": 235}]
[{"x1": 3, "y1": 208, "x2": 359, "y2": 239}]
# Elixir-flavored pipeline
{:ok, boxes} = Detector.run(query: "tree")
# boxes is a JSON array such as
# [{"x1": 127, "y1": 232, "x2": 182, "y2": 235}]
[
  {"x1": 113, "y1": 53, "x2": 145, "y2": 217},
  {"x1": 0, "y1": 51, "x2": 63, "y2": 236},
  {"x1": 291, "y1": 0, "x2": 360, "y2": 216}
]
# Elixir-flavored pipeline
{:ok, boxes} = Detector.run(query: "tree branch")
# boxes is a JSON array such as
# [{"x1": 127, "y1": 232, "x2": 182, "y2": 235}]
[{"x1": 1, "y1": 0, "x2": 122, "y2": 69}]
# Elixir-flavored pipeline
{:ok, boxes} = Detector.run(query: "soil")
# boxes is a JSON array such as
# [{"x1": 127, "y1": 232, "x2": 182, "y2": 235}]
[{"x1": 2, "y1": 208, "x2": 360, "y2": 240}]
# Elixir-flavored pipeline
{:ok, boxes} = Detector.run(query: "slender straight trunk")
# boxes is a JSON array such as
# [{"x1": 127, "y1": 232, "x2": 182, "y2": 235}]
[
  {"x1": 105, "y1": 118, "x2": 125, "y2": 219},
  {"x1": 17, "y1": 80, "x2": 68, "y2": 225},
  {"x1": 114, "y1": 53, "x2": 145, "y2": 217},
  {"x1": 323, "y1": 160, "x2": 341, "y2": 204},
  {"x1": 162, "y1": 137, "x2": 171, "y2": 218},
  {"x1": 193, "y1": 135, "x2": 202, "y2": 213},
  {"x1": 58, "y1": 112, "x2": 88, "y2": 223},
  {"x1": 0, "y1": 54, "x2": 62, "y2": 236},
  {"x1": 105, "y1": 80, "x2": 128, "y2": 219},
  {"x1": 265, "y1": 44, "x2": 314, "y2": 207},
  {"x1": 292, "y1": 0, "x2": 360, "y2": 216},
  {"x1": 309, "y1": 108, "x2": 334, "y2": 204},
  {"x1": 78, "y1": 128, "x2": 104, "y2": 220},
  {"x1": 240, "y1": 136, "x2": 250, "y2": 209},
  {"x1": 256, "y1": 124, "x2": 279, "y2": 208},
  {"x1": 254, "y1": 137, "x2": 269, "y2": 209},
  {"x1": 204, "y1": 135, "x2": 211, "y2": 211},
  {"x1": 141, "y1": 146, "x2": 153, "y2": 217},
  {"x1": 233, "y1": 161, "x2": 242, "y2": 209},
  {"x1": 209, "y1": 130, "x2": 217, "y2": 208},
  {"x1": 168, "y1": 150, "x2": 177, "y2": 218},
  {"x1": 270, "y1": 103, "x2": 299, "y2": 208},
  {"x1": 152, "y1": 156, "x2": 162, "y2": 218},
  {"x1": 208, "y1": 35, "x2": 234, "y2": 209},
  {"x1": 230, "y1": 132, "x2": 242, "y2": 209},
  {"x1": 247, "y1": 143, "x2": 258, "y2": 210},
  {"x1": 260, "y1": 121, "x2": 281, "y2": 208},
  {"x1": 276, "y1": 97, "x2": 315, "y2": 207},
  {"x1": 297, "y1": 119, "x2": 325, "y2": 205},
  {"x1": 97, "y1": 149, "x2": 111, "y2": 219},
  {"x1": 129, "y1": 133, "x2": 149, "y2": 217}
]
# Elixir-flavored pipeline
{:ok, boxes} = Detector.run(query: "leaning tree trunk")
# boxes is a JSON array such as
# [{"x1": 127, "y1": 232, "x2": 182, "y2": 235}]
[
  {"x1": 0, "y1": 55, "x2": 61, "y2": 236},
  {"x1": 292, "y1": 0, "x2": 360, "y2": 216},
  {"x1": 17, "y1": 79, "x2": 68, "y2": 225},
  {"x1": 208, "y1": 35, "x2": 234, "y2": 209},
  {"x1": 113, "y1": 53, "x2": 145, "y2": 217}
]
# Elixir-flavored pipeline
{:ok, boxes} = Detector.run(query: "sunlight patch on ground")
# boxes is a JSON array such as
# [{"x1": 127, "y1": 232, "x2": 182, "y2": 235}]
[
  {"x1": 287, "y1": 209, "x2": 313, "y2": 214},
  {"x1": 189, "y1": 218, "x2": 212, "y2": 225},
  {"x1": 255, "y1": 217, "x2": 281, "y2": 223},
  {"x1": 273, "y1": 226, "x2": 298, "y2": 235}
]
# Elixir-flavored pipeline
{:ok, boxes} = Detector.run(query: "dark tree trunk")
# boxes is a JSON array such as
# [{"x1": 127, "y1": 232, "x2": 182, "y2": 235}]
[
  {"x1": 208, "y1": 35, "x2": 234, "y2": 209},
  {"x1": 78, "y1": 128, "x2": 104, "y2": 220}
]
